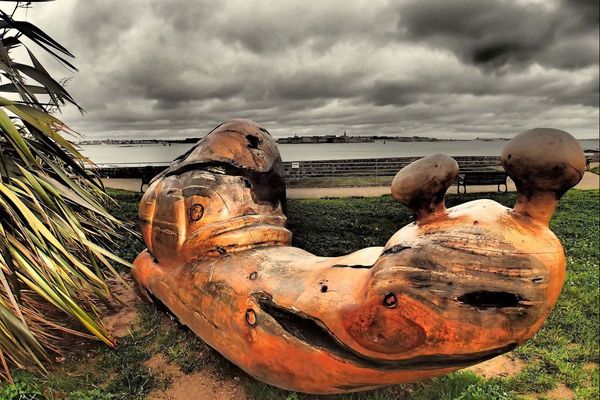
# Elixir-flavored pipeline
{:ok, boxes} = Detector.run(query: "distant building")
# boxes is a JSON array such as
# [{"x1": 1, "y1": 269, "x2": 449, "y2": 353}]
[{"x1": 276, "y1": 133, "x2": 373, "y2": 144}]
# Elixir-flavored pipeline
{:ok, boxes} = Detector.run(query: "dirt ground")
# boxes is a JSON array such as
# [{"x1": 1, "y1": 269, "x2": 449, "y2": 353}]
[
  {"x1": 466, "y1": 354, "x2": 525, "y2": 379},
  {"x1": 145, "y1": 354, "x2": 247, "y2": 400},
  {"x1": 102, "y1": 276, "x2": 250, "y2": 400},
  {"x1": 103, "y1": 276, "x2": 140, "y2": 339},
  {"x1": 98, "y1": 275, "x2": 581, "y2": 400},
  {"x1": 466, "y1": 356, "x2": 576, "y2": 400}
]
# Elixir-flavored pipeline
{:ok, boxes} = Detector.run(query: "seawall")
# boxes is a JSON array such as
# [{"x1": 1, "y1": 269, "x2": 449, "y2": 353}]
[{"x1": 95, "y1": 155, "x2": 502, "y2": 182}]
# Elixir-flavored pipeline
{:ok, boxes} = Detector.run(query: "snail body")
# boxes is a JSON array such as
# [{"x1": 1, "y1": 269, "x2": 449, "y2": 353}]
[{"x1": 132, "y1": 120, "x2": 584, "y2": 394}]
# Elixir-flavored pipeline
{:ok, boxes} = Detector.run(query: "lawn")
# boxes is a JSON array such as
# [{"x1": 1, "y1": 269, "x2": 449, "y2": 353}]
[
  {"x1": 286, "y1": 175, "x2": 394, "y2": 188},
  {"x1": 0, "y1": 190, "x2": 598, "y2": 400}
]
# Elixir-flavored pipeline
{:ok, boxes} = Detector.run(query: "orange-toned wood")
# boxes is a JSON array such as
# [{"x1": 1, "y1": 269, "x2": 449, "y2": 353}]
[{"x1": 132, "y1": 122, "x2": 584, "y2": 394}]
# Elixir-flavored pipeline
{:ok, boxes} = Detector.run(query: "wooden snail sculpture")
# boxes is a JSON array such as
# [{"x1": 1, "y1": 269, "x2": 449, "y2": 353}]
[{"x1": 132, "y1": 120, "x2": 585, "y2": 394}]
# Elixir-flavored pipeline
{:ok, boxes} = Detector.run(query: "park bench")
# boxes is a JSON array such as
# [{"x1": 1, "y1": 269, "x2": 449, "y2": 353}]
[
  {"x1": 140, "y1": 166, "x2": 158, "y2": 192},
  {"x1": 456, "y1": 170, "x2": 508, "y2": 193}
]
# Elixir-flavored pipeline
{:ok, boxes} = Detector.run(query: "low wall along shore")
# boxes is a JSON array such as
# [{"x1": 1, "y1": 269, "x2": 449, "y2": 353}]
[
  {"x1": 96, "y1": 154, "x2": 599, "y2": 192},
  {"x1": 283, "y1": 155, "x2": 501, "y2": 178},
  {"x1": 96, "y1": 155, "x2": 502, "y2": 185}
]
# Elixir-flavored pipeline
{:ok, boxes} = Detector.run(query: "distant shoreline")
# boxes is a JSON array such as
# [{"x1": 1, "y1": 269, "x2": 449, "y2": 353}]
[
  {"x1": 76, "y1": 135, "x2": 600, "y2": 146},
  {"x1": 79, "y1": 138, "x2": 600, "y2": 165},
  {"x1": 76, "y1": 136, "x2": 516, "y2": 145}
]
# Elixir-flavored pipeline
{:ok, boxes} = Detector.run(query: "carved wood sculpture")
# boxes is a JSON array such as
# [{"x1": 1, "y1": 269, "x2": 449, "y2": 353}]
[{"x1": 132, "y1": 120, "x2": 585, "y2": 394}]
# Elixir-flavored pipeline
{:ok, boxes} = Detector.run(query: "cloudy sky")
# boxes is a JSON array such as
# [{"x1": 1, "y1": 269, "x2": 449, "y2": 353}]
[{"x1": 19, "y1": 0, "x2": 600, "y2": 139}]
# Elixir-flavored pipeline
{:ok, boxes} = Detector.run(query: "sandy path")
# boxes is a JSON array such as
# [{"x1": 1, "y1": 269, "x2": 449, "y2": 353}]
[
  {"x1": 288, "y1": 172, "x2": 599, "y2": 198},
  {"x1": 102, "y1": 171, "x2": 598, "y2": 199}
]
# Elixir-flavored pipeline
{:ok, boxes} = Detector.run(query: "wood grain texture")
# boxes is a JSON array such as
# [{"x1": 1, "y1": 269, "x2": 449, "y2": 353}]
[{"x1": 132, "y1": 122, "x2": 584, "y2": 394}]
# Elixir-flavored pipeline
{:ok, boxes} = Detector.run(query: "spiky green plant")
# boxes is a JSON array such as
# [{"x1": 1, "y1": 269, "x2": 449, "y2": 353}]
[{"x1": 0, "y1": 0, "x2": 130, "y2": 381}]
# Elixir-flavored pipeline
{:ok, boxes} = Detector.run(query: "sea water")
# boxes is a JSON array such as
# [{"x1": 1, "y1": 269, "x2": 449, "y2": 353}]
[{"x1": 81, "y1": 139, "x2": 600, "y2": 166}]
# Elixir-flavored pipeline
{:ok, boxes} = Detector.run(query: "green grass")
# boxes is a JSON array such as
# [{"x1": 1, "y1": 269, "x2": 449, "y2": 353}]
[
  {"x1": 0, "y1": 189, "x2": 597, "y2": 400},
  {"x1": 590, "y1": 165, "x2": 599, "y2": 175},
  {"x1": 287, "y1": 175, "x2": 394, "y2": 188}
]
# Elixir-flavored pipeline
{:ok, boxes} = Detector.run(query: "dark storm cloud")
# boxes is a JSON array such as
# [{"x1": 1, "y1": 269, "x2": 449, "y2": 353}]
[
  {"x1": 212, "y1": 2, "x2": 394, "y2": 54},
  {"x1": 397, "y1": 0, "x2": 599, "y2": 71},
  {"x1": 563, "y1": 0, "x2": 599, "y2": 28},
  {"x1": 365, "y1": 81, "x2": 422, "y2": 106},
  {"x1": 366, "y1": 68, "x2": 600, "y2": 108},
  {"x1": 21, "y1": 0, "x2": 599, "y2": 140}
]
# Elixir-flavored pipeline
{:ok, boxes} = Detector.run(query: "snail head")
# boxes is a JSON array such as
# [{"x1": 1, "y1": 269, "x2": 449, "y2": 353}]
[{"x1": 139, "y1": 119, "x2": 292, "y2": 265}]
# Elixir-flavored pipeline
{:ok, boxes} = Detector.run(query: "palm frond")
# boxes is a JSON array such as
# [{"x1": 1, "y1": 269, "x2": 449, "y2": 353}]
[{"x1": 0, "y1": 1, "x2": 130, "y2": 380}]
